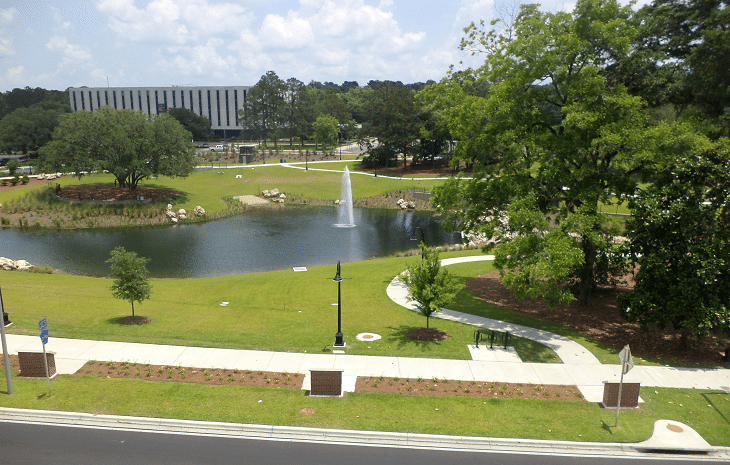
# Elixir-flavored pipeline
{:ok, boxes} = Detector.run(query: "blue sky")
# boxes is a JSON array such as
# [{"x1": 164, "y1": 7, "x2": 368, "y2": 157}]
[{"x1": 0, "y1": 0, "x2": 641, "y2": 92}]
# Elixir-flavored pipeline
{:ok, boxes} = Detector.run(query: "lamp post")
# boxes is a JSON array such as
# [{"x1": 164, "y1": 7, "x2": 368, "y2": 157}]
[
  {"x1": 410, "y1": 227, "x2": 426, "y2": 259},
  {"x1": 332, "y1": 261, "x2": 345, "y2": 347}
]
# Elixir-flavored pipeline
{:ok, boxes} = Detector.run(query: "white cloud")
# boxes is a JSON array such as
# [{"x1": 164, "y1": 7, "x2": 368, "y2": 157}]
[
  {"x1": 260, "y1": 12, "x2": 315, "y2": 49},
  {"x1": 2, "y1": 65, "x2": 25, "y2": 87},
  {"x1": 46, "y1": 35, "x2": 93, "y2": 68},
  {"x1": 96, "y1": 0, "x2": 250, "y2": 44},
  {"x1": 0, "y1": 8, "x2": 18, "y2": 56}
]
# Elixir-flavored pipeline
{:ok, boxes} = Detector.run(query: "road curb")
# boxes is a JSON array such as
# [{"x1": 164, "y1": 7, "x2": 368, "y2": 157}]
[{"x1": 1, "y1": 407, "x2": 728, "y2": 461}]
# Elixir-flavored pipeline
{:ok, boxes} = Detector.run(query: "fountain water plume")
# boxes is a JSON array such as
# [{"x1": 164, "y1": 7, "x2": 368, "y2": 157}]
[{"x1": 335, "y1": 166, "x2": 355, "y2": 228}]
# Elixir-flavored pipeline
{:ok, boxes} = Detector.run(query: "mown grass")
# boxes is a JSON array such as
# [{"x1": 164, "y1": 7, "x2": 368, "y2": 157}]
[
  {"x1": 0, "y1": 374, "x2": 728, "y2": 446},
  {"x1": 0, "y1": 164, "x2": 445, "y2": 218}
]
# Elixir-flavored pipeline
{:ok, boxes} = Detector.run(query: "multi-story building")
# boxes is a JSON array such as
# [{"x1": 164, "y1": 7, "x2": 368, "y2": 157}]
[{"x1": 68, "y1": 86, "x2": 251, "y2": 138}]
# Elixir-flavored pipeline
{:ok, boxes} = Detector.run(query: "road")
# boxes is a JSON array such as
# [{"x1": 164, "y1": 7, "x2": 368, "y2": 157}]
[{"x1": 0, "y1": 422, "x2": 716, "y2": 465}]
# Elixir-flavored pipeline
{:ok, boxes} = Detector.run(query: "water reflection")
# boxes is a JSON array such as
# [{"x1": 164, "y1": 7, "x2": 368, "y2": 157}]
[{"x1": 0, "y1": 206, "x2": 459, "y2": 278}]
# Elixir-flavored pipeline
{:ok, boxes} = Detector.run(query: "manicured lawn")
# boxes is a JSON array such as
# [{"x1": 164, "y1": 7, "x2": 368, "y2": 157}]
[
  {"x1": 4, "y1": 163, "x2": 446, "y2": 216},
  {"x1": 1, "y1": 253, "x2": 493, "y2": 360},
  {"x1": 1, "y1": 374, "x2": 728, "y2": 446}
]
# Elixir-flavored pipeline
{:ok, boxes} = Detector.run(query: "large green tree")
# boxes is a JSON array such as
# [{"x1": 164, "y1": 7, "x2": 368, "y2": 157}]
[
  {"x1": 312, "y1": 114, "x2": 339, "y2": 151},
  {"x1": 423, "y1": 0, "x2": 648, "y2": 306},
  {"x1": 239, "y1": 71, "x2": 286, "y2": 149},
  {"x1": 617, "y1": 129, "x2": 730, "y2": 344},
  {"x1": 364, "y1": 81, "x2": 422, "y2": 169},
  {"x1": 166, "y1": 107, "x2": 212, "y2": 141},
  {"x1": 38, "y1": 106, "x2": 195, "y2": 189},
  {"x1": 107, "y1": 246, "x2": 152, "y2": 318}
]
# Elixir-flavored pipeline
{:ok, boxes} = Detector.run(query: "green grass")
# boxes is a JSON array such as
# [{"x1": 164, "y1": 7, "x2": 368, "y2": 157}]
[
  {"x1": 1, "y1": 165, "x2": 445, "y2": 216},
  {"x1": 2, "y1": 252, "x2": 496, "y2": 360},
  {"x1": 0, "y1": 374, "x2": 728, "y2": 445}
]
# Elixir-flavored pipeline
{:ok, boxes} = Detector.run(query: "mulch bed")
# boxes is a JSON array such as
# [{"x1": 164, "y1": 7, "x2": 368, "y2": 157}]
[
  {"x1": 466, "y1": 270, "x2": 730, "y2": 367},
  {"x1": 58, "y1": 184, "x2": 183, "y2": 203}
]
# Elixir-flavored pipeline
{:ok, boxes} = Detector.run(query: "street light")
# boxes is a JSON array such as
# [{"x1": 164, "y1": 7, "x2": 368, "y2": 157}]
[
  {"x1": 410, "y1": 227, "x2": 426, "y2": 259},
  {"x1": 332, "y1": 261, "x2": 345, "y2": 348}
]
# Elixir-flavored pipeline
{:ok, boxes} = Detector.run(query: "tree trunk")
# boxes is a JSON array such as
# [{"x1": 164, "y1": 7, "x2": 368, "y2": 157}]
[
  {"x1": 578, "y1": 236, "x2": 597, "y2": 306},
  {"x1": 131, "y1": 301, "x2": 135, "y2": 317}
]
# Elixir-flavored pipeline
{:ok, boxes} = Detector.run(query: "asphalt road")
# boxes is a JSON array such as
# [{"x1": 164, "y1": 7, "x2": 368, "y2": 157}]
[{"x1": 0, "y1": 423, "x2": 716, "y2": 465}]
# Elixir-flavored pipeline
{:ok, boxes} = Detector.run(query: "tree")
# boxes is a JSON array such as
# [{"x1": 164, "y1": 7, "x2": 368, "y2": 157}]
[
  {"x1": 423, "y1": 0, "x2": 647, "y2": 307},
  {"x1": 0, "y1": 100, "x2": 70, "y2": 154},
  {"x1": 312, "y1": 115, "x2": 339, "y2": 151},
  {"x1": 617, "y1": 129, "x2": 730, "y2": 344},
  {"x1": 398, "y1": 245, "x2": 460, "y2": 329},
  {"x1": 239, "y1": 71, "x2": 286, "y2": 150},
  {"x1": 107, "y1": 246, "x2": 152, "y2": 317},
  {"x1": 38, "y1": 106, "x2": 195, "y2": 190},
  {"x1": 630, "y1": 0, "x2": 730, "y2": 133},
  {"x1": 282, "y1": 78, "x2": 310, "y2": 148},
  {"x1": 166, "y1": 107, "x2": 212, "y2": 140},
  {"x1": 364, "y1": 81, "x2": 422, "y2": 169}
]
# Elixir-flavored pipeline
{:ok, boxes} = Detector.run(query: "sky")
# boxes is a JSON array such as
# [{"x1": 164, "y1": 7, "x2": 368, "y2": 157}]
[{"x1": 0, "y1": 0, "x2": 639, "y2": 93}]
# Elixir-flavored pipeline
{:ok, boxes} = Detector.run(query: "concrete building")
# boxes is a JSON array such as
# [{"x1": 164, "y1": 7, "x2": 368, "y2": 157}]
[{"x1": 68, "y1": 86, "x2": 251, "y2": 138}]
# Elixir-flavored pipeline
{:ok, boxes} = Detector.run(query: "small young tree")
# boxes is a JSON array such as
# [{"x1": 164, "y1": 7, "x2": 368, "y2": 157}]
[
  {"x1": 107, "y1": 246, "x2": 152, "y2": 317},
  {"x1": 399, "y1": 245, "x2": 460, "y2": 329}
]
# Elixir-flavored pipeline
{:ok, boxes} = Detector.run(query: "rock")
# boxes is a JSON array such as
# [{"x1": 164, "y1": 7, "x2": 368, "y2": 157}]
[
  {"x1": 179, "y1": 213, "x2": 187, "y2": 220},
  {"x1": 407, "y1": 201, "x2": 416, "y2": 209},
  {"x1": 178, "y1": 209, "x2": 186, "y2": 216},
  {"x1": 13, "y1": 260, "x2": 32, "y2": 271},
  {"x1": 167, "y1": 204, "x2": 173, "y2": 211},
  {"x1": 270, "y1": 188, "x2": 280, "y2": 197},
  {"x1": 0, "y1": 257, "x2": 15, "y2": 270},
  {"x1": 335, "y1": 199, "x2": 340, "y2": 205},
  {"x1": 262, "y1": 190, "x2": 270, "y2": 197},
  {"x1": 279, "y1": 194, "x2": 286, "y2": 199},
  {"x1": 194, "y1": 206, "x2": 205, "y2": 216},
  {"x1": 165, "y1": 210, "x2": 176, "y2": 219},
  {"x1": 171, "y1": 217, "x2": 178, "y2": 223}
]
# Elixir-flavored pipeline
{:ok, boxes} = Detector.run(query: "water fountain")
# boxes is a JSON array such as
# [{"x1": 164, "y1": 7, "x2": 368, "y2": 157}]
[{"x1": 335, "y1": 166, "x2": 355, "y2": 228}]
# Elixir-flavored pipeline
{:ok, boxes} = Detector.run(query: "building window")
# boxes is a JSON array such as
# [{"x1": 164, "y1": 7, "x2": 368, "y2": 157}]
[
  {"x1": 180, "y1": 90, "x2": 184, "y2": 109},
  {"x1": 72, "y1": 91, "x2": 78, "y2": 111},
  {"x1": 113, "y1": 91, "x2": 117, "y2": 108},
  {"x1": 234, "y1": 89, "x2": 239, "y2": 126},
  {"x1": 225, "y1": 90, "x2": 230, "y2": 127},
  {"x1": 216, "y1": 89, "x2": 221, "y2": 127},
  {"x1": 130, "y1": 91, "x2": 134, "y2": 109},
  {"x1": 207, "y1": 90, "x2": 212, "y2": 123},
  {"x1": 121, "y1": 92, "x2": 125, "y2": 109},
  {"x1": 146, "y1": 91, "x2": 151, "y2": 114},
  {"x1": 198, "y1": 90, "x2": 203, "y2": 116}
]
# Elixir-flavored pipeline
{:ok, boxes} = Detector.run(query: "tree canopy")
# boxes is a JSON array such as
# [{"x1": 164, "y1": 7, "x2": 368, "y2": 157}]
[
  {"x1": 617, "y1": 130, "x2": 730, "y2": 342},
  {"x1": 423, "y1": 0, "x2": 647, "y2": 306},
  {"x1": 38, "y1": 106, "x2": 195, "y2": 189},
  {"x1": 398, "y1": 245, "x2": 460, "y2": 329},
  {"x1": 239, "y1": 71, "x2": 286, "y2": 149},
  {"x1": 107, "y1": 246, "x2": 152, "y2": 317},
  {"x1": 166, "y1": 107, "x2": 212, "y2": 141}
]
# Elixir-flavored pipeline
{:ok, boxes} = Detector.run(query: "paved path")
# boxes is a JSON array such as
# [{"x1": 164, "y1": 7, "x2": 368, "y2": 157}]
[{"x1": 3, "y1": 255, "x2": 729, "y2": 403}]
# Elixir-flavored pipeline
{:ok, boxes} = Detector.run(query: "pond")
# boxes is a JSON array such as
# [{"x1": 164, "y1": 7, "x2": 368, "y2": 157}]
[{"x1": 0, "y1": 205, "x2": 460, "y2": 278}]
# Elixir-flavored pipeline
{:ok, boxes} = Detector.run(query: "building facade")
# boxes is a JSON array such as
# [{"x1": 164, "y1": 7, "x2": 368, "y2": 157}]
[{"x1": 68, "y1": 86, "x2": 251, "y2": 138}]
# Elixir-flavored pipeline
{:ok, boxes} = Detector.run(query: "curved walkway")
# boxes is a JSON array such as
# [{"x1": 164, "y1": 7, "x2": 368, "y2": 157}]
[{"x1": 386, "y1": 255, "x2": 601, "y2": 365}]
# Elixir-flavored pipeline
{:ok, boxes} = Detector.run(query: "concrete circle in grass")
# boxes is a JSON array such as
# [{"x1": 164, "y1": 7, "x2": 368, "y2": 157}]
[{"x1": 356, "y1": 332, "x2": 382, "y2": 341}]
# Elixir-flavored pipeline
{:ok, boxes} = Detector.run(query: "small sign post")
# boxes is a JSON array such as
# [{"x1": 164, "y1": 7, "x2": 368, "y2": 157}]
[
  {"x1": 615, "y1": 344, "x2": 633, "y2": 427},
  {"x1": 39, "y1": 318, "x2": 51, "y2": 397}
]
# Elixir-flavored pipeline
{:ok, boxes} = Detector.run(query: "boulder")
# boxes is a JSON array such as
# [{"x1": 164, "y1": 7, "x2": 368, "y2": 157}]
[
  {"x1": 407, "y1": 201, "x2": 416, "y2": 209},
  {"x1": 194, "y1": 206, "x2": 206, "y2": 216},
  {"x1": 13, "y1": 260, "x2": 32, "y2": 271},
  {"x1": 167, "y1": 204, "x2": 173, "y2": 211},
  {"x1": 178, "y1": 209, "x2": 186, "y2": 216},
  {"x1": 179, "y1": 213, "x2": 187, "y2": 220},
  {"x1": 165, "y1": 210, "x2": 176, "y2": 219},
  {"x1": 171, "y1": 217, "x2": 178, "y2": 224},
  {"x1": 270, "y1": 188, "x2": 280, "y2": 197},
  {"x1": 335, "y1": 199, "x2": 340, "y2": 205},
  {"x1": 262, "y1": 190, "x2": 270, "y2": 197},
  {"x1": 279, "y1": 194, "x2": 286, "y2": 199},
  {"x1": 0, "y1": 257, "x2": 15, "y2": 270}
]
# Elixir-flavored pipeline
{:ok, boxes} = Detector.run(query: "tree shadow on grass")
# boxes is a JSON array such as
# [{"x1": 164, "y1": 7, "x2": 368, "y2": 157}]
[
  {"x1": 385, "y1": 325, "x2": 450, "y2": 352},
  {"x1": 106, "y1": 316, "x2": 154, "y2": 325}
]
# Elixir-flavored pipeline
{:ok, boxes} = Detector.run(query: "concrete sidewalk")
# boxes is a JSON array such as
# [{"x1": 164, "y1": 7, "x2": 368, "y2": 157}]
[{"x1": 5, "y1": 333, "x2": 730, "y2": 404}]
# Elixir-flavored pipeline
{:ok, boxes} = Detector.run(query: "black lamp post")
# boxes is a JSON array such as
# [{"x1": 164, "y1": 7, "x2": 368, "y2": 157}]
[
  {"x1": 410, "y1": 227, "x2": 426, "y2": 259},
  {"x1": 332, "y1": 261, "x2": 345, "y2": 347}
]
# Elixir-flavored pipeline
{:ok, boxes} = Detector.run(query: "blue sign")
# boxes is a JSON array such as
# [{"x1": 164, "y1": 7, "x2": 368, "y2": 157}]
[
  {"x1": 40, "y1": 329, "x2": 49, "y2": 345},
  {"x1": 38, "y1": 318, "x2": 47, "y2": 330}
]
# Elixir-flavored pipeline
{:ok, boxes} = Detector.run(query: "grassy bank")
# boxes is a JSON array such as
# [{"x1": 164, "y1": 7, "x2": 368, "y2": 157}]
[
  {"x1": 0, "y1": 251, "x2": 561, "y2": 362},
  {"x1": 1, "y1": 374, "x2": 728, "y2": 446}
]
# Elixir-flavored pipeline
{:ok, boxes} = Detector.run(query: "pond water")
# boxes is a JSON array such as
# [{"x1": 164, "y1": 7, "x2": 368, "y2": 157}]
[{"x1": 0, "y1": 206, "x2": 460, "y2": 278}]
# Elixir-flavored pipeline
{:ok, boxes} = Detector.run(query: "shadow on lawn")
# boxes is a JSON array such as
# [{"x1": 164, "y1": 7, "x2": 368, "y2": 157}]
[{"x1": 386, "y1": 325, "x2": 446, "y2": 352}]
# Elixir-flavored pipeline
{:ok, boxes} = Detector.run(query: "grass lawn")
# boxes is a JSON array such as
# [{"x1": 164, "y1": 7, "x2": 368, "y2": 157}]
[
  {"x1": 0, "y1": 374, "x2": 728, "y2": 446},
  {"x1": 5, "y1": 163, "x2": 445, "y2": 216}
]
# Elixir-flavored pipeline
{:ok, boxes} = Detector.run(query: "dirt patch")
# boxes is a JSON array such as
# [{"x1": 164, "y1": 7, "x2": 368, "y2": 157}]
[
  {"x1": 115, "y1": 316, "x2": 154, "y2": 325},
  {"x1": 466, "y1": 270, "x2": 730, "y2": 367},
  {"x1": 0, "y1": 355, "x2": 583, "y2": 400},
  {"x1": 406, "y1": 328, "x2": 451, "y2": 342},
  {"x1": 58, "y1": 184, "x2": 183, "y2": 203}
]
